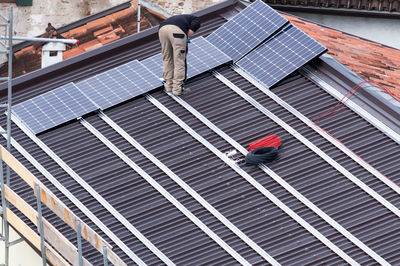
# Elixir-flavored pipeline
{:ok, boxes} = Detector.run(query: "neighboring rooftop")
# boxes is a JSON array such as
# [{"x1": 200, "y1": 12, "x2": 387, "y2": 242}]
[
  {"x1": 283, "y1": 13, "x2": 400, "y2": 101},
  {"x1": 0, "y1": 0, "x2": 165, "y2": 78},
  {"x1": 264, "y1": 0, "x2": 400, "y2": 13}
]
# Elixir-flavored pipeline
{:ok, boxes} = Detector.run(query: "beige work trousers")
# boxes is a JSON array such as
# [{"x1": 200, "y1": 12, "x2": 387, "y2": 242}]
[{"x1": 158, "y1": 25, "x2": 187, "y2": 95}]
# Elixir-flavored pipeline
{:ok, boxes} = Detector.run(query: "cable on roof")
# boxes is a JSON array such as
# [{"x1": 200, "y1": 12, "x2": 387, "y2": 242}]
[
  {"x1": 247, "y1": 133, "x2": 282, "y2": 151},
  {"x1": 245, "y1": 147, "x2": 279, "y2": 165}
]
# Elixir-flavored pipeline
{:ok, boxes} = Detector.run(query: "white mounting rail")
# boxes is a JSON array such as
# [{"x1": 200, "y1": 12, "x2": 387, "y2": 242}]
[
  {"x1": 80, "y1": 117, "x2": 251, "y2": 266},
  {"x1": 234, "y1": 65, "x2": 400, "y2": 198},
  {"x1": 213, "y1": 71, "x2": 391, "y2": 265},
  {"x1": 211, "y1": 69, "x2": 400, "y2": 220},
  {"x1": 11, "y1": 114, "x2": 166, "y2": 266},
  {"x1": 99, "y1": 111, "x2": 277, "y2": 264},
  {"x1": 146, "y1": 94, "x2": 365, "y2": 265}
]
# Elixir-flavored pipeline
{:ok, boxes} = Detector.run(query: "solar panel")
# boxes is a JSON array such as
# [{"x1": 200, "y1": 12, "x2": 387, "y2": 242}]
[
  {"x1": 206, "y1": 0, "x2": 288, "y2": 62},
  {"x1": 13, "y1": 83, "x2": 98, "y2": 134},
  {"x1": 141, "y1": 53, "x2": 163, "y2": 80},
  {"x1": 141, "y1": 37, "x2": 231, "y2": 80},
  {"x1": 76, "y1": 60, "x2": 161, "y2": 110},
  {"x1": 236, "y1": 25, "x2": 327, "y2": 88},
  {"x1": 186, "y1": 37, "x2": 231, "y2": 77},
  {"x1": 13, "y1": 34, "x2": 229, "y2": 134}
]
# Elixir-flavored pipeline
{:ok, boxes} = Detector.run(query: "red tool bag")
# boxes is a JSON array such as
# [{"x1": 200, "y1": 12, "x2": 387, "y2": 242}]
[{"x1": 247, "y1": 134, "x2": 282, "y2": 151}]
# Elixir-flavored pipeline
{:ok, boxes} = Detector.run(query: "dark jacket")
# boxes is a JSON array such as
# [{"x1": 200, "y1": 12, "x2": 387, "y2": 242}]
[{"x1": 159, "y1": 15, "x2": 201, "y2": 35}]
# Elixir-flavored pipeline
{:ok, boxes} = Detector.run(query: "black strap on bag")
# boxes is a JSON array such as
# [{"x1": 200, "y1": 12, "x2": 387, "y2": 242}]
[{"x1": 245, "y1": 147, "x2": 279, "y2": 165}]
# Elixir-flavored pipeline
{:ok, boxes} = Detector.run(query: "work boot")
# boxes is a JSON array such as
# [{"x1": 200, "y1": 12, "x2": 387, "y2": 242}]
[
  {"x1": 162, "y1": 80, "x2": 173, "y2": 93},
  {"x1": 172, "y1": 85, "x2": 190, "y2": 96}
]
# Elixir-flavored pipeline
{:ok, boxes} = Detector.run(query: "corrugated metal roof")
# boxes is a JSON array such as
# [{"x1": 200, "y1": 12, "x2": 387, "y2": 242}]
[{"x1": 1, "y1": 0, "x2": 399, "y2": 265}]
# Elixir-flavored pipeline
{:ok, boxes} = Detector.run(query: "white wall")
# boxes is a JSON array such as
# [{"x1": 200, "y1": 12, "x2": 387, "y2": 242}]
[
  {"x1": 0, "y1": 0, "x2": 128, "y2": 38},
  {"x1": 289, "y1": 12, "x2": 400, "y2": 49},
  {"x1": 0, "y1": 217, "x2": 44, "y2": 266}
]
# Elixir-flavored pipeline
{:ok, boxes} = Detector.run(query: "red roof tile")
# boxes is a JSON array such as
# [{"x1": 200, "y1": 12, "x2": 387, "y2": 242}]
[
  {"x1": 284, "y1": 14, "x2": 400, "y2": 100},
  {"x1": 96, "y1": 30, "x2": 121, "y2": 45},
  {"x1": 0, "y1": 3, "x2": 157, "y2": 79},
  {"x1": 93, "y1": 25, "x2": 113, "y2": 37}
]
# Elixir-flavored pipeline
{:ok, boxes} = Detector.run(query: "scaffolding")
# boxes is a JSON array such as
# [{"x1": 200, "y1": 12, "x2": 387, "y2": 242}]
[
  {"x1": 0, "y1": 6, "x2": 117, "y2": 266},
  {"x1": 0, "y1": 6, "x2": 14, "y2": 266}
]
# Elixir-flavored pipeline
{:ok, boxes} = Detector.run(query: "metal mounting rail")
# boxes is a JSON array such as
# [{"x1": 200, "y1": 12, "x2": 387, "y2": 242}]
[
  {"x1": 10, "y1": 115, "x2": 152, "y2": 266},
  {"x1": 146, "y1": 94, "x2": 362, "y2": 265},
  {"x1": 0, "y1": 126, "x2": 132, "y2": 266},
  {"x1": 300, "y1": 66, "x2": 400, "y2": 145},
  {"x1": 233, "y1": 65, "x2": 400, "y2": 198},
  {"x1": 212, "y1": 70, "x2": 400, "y2": 219},
  {"x1": 212, "y1": 71, "x2": 392, "y2": 265},
  {"x1": 99, "y1": 111, "x2": 276, "y2": 264},
  {"x1": 80, "y1": 117, "x2": 251, "y2": 266}
]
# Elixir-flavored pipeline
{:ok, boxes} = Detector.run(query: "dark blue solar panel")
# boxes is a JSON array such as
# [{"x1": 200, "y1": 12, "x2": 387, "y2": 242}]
[
  {"x1": 236, "y1": 25, "x2": 327, "y2": 88},
  {"x1": 76, "y1": 60, "x2": 160, "y2": 110},
  {"x1": 13, "y1": 83, "x2": 98, "y2": 134},
  {"x1": 207, "y1": 0, "x2": 288, "y2": 62},
  {"x1": 186, "y1": 37, "x2": 231, "y2": 77},
  {"x1": 13, "y1": 38, "x2": 230, "y2": 134},
  {"x1": 141, "y1": 37, "x2": 231, "y2": 80},
  {"x1": 141, "y1": 53, "x2": 162, "y2": 79}
]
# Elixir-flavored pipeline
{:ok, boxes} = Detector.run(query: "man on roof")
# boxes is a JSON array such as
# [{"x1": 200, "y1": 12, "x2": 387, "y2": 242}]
[{"x1": 158, "y1": 14, "x2": 201, "y2": 96}]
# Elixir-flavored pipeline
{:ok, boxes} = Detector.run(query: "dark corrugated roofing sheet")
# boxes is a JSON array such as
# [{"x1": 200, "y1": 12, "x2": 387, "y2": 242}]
[{"x1": 1, "y1": 0, "x2": 399, "y2": 265}]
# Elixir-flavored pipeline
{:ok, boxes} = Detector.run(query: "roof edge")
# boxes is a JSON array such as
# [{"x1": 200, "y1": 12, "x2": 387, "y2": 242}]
[
  {"x1": 270, "y1": 4, "x2": 400, "y2": 18},
  {"x1": 317, "y1": 53, "x2": 400, "y2": 134}
]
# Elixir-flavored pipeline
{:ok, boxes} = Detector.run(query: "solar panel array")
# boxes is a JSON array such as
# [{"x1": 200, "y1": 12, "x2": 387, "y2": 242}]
[
  {"x1": 206, "y1": 0, "x2": 288, "y2": 62},
  {"x1": 13, "y1": 83, "x2": 98, "y2": 134},
  {"x1": 141, "y1": 37, "x2": 231, "y2": 79},
  {"x1": 13, "y1": 0, "x2": 327, "y2": 134},
  {"x1": 13, "y1": 38, "x2": 231, "y2": 134},
  {"x1": 236, "y1": 25, "x2": 327, "y2": 88}
]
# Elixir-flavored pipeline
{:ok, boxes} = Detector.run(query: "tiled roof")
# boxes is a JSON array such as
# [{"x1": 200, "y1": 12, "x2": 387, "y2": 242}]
[
  {"x1": 284, "y1": 14, "x2": 400, "y2": 100},
  {"x1": 0, "y1": 0, "x2": 165, "y2": 78}
]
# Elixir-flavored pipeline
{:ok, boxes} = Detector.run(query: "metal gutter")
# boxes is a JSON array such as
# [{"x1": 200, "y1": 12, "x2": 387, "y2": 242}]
[
  {"x1": 10, "y1": 114, "x2": 164, "y2": 266},
  {"x1": 147, "y1": 94, "x2": 360, "y2": 265},
  {"x1": 99, "y1": 111, "x2": 276, "y2": 263},
  {"x1": 233, "y1": 65, "x2": 400, "y2": 197},
  {"x1": 80, "y1": 117, "x2": 251, "y2": 266}
]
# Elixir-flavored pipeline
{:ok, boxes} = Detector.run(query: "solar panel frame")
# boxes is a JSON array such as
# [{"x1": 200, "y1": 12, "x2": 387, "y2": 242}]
[
  {"x1": 13, "y1": 83, "x2": 98, "y2": 134},
  {"x1": 207, "y1": 0, "x2": 288, "y2": 62},
  {"x1": 236, "y1": 25, "x2": 327, "y2": 89}
]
